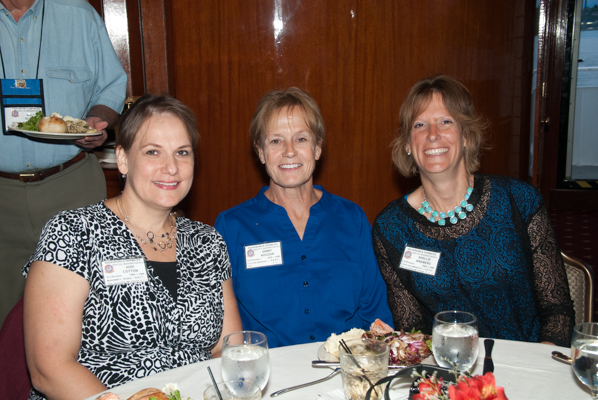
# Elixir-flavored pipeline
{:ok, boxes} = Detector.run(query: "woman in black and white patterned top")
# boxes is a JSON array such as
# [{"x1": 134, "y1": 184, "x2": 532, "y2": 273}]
[{"x1": 22, "y1": 95, "x2": 242, "y2": 400}]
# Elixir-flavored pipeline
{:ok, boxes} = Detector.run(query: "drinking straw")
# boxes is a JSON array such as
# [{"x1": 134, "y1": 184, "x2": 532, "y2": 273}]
[
  {"x1": 339, "y1": 339, "x2": 379, "y2": 396},
  {"x1": 207, "y1": 366, "x2": 223, "y2": 400}
]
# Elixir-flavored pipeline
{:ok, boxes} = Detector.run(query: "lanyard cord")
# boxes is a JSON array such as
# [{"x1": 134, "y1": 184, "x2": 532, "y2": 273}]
[{"x1": 0, "y1": 0, "x2": 46, "y2": 80}]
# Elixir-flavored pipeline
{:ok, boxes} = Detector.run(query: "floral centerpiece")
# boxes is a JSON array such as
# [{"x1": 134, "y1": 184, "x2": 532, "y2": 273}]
[{"x1": 413, "y1": 370, "x2": 508, "y2": 400}]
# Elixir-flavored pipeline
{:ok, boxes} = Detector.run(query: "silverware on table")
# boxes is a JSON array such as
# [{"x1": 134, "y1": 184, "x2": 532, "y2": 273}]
[
  {"x1": 311, "y1": 360, "x2": 407, "y2": 369},
  {"x1": 552, "y1": 350, "x2": 572, "y2": 364},
  {"x1": 482, "y1": 339, "x2": 495, "y2": 374},
  {"x1": 269, "y1": 368, "x2": 341, "y2": 397}
]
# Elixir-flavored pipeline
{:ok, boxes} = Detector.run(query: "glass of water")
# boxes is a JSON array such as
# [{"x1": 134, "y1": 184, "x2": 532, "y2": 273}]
[
  {"x1": 432, "y1": 310, "x2": 479, "y2": 371},
  {"x1": 572, "y1": 323, "x2": 598, "y2": 399},
  {"x1": 221, "y1": 331, "x2": 270, "y2": 391},
  {"x1": 203, "y1": 380, "x2": 262, "y2": 400}
]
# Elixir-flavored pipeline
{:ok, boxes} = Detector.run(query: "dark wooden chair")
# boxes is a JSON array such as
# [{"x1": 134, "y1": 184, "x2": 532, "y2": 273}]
[{"x1": 0, "y1": 298, "x2": 31, "y2": 400}]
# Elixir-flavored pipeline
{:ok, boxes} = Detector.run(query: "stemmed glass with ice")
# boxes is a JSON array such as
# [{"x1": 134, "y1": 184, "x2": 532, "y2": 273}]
[
  {"x1": 221, "y1": 331, "x2": 271, "y2": 391},
  {"x1": 432, "y1": 310, "x2": 479, "y2": 372}
]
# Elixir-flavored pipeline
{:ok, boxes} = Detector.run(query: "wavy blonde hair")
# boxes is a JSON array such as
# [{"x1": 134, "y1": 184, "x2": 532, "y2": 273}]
[
  {"x1": 249, "y1": 87, "x2": 325, "y2": 154},
  {"x1": 391, "y1": 75, "x2": 489, "y2": 177}
]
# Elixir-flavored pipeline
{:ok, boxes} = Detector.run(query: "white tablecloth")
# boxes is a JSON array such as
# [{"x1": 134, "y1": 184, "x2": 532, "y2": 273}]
[{"x1": 88, "y1": 339, "x2": 588, "y2": 400}]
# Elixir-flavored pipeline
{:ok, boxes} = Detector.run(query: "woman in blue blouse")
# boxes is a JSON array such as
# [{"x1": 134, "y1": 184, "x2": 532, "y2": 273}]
[
  {"x1": 215, "y1": 87, "x2": 393, "y2": 348},
  {"x1": 373, "y1": 75, "x2": 575, "y2": 346}
]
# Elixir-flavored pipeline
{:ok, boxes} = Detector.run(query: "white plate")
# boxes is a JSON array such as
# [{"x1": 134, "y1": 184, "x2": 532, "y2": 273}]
[{"x1": 8, "y1": 124, "x2": 101, "y2": 140}]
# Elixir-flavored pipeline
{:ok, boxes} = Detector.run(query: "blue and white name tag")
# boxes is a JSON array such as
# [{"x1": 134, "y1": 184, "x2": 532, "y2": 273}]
[
  {"x1": 101, "y1": 258, "x2": 149, "y2": 286},
  {"x1": 399, "y1": 246, "x2": 441, "y2": 276},
  {"x1": 244, "y1": 241, "x2": 283, "y2": 269},
  {"x1": 1, "y1": 79, "x2": 46, "y2": 134}
]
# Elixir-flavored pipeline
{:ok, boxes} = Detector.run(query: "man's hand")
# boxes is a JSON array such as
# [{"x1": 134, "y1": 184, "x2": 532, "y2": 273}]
[{"x1": 73, "y1": 116, "x2": 108, "y2": 149}]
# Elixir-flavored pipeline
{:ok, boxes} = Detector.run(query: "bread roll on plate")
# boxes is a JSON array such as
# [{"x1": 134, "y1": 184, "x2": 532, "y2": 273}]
[
  {"x1": 127, "y1": 388, "x2": 169, "y2": 400},
  {"x1": 38, "y1": 115, "x2": 68, "y2": 133}
]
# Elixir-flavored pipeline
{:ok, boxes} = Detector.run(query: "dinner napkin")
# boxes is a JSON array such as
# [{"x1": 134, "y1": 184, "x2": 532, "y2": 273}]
[{"x1": 317, "y1": 388, "x2": 408, "y2": 400}]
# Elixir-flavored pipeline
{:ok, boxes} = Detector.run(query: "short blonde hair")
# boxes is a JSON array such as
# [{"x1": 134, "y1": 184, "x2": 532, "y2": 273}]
[
  {"x1": 249, "y1": 87, "x2": 325, "y2": 154},
  {"x1": 391, "y1": 75, "x2": 489, "y2": 177}
]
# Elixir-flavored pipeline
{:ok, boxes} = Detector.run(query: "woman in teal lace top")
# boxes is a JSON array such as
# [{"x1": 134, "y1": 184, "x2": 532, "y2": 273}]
[{"x1": 373, "y1": 75, "x2": 575, "y2": 346}]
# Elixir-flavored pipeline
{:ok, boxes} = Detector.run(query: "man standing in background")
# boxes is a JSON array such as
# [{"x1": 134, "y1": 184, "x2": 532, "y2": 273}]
[{"x1": 0, "y1": 0, "x2": 127, "y2": 325}]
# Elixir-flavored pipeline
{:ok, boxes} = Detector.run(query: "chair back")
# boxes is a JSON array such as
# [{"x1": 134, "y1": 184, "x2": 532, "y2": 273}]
[
  {"x1": 562, "y1": 251, "x2": 594, "y2": 324},
  {"x1": 0, "y1": 298, "x2": 31, "y2": 400}
]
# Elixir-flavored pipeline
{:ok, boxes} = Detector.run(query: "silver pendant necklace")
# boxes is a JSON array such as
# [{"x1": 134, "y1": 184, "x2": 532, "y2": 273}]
[{"x1": 117, "y1": 197, "x2": 176, "y2": 251}]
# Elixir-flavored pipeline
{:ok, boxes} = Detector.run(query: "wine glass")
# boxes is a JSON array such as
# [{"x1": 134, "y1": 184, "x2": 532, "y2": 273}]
[
  {"x1": 432, "y1": 310, "x2": 479, "y2": 371},
  {"x1": 221, "y1": 331, "x2": 270, "y2": 391},
  {"x1": 572, "y1": 322, "x2": 598, "y2": 398}
]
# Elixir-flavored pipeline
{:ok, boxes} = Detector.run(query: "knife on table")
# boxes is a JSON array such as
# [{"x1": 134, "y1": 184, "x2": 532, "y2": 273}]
[{"x1": 483, "y1": 339, "x2": 495, "y2": 374}]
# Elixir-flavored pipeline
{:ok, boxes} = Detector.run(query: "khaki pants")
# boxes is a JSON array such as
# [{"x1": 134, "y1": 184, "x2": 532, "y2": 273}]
[{"x1": 0, "y1": 153, "x2": 106, "y2": 327}]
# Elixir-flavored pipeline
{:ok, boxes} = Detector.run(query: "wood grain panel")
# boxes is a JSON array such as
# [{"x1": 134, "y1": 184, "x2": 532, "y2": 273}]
[
  {"x1": 102, "y1": 0, "x2": 133, "y2": 96},
  {"x1": 140, "y1": 0, "x2": 169, "y2": 94},
  {"x1": 167, "y1": 0, "x2": 535, "y2": 225}
]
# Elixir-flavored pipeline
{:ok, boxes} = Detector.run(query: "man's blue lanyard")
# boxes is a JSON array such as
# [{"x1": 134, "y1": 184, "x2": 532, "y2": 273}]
[{"x1": 0, "y1": 0, "x2": 46, "y2": 79}]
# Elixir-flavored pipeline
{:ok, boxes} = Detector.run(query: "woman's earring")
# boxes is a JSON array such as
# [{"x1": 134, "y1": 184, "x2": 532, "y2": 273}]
[
  {"x1": 407, "y1": 150, "x2": 411, "y2": 156},
  {"x1": 121, "y1": 174, "x2": 127, "y2": 179}
]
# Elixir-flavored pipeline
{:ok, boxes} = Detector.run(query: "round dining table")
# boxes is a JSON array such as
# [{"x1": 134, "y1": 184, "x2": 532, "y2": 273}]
[{"x1": 88, "y1": 338, "x2": 588, "y2": 400}]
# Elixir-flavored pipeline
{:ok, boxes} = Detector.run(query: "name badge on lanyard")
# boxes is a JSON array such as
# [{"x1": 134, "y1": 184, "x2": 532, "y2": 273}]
[
  {"x1": 0, "y1": 79, "x2": 46, "y2": 134},
  {"x1": 399, "y1": 245, "x2": 441, "y2": 276},
  {"x1": 101, "y1": 258, "x2": 149, "y2": 286},
  {"x1": 244, "y1": 241, "x2": 283, "y2": 269}
]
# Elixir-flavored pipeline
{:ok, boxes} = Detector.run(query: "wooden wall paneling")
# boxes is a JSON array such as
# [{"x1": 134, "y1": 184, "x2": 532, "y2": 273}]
[
  {"x1": 102, "y1": 0, "x2": 133, "y2": 96},
  {"x1": 91, "y1": 0, "x2": 146, "y2": 98},
  {"x1": 533, "y1": 0, "x2": 550, "y2": 190},
  {"x1": 139, "y1": 0, "x2": 170, "y2": 94},
  {"x1": 533, "y1": 0, "x2": 569, "y2": 204},
  {"x1": 101, "y1": 0, "x2": 170, "y2": 96},
  {"x1": 540, "y1": 0, "x2": 569, "y2": 203},
  {"x1": 124, "y1": 0, "x2": 145, "y2": 97},
  {"x1": 166, "y1": 0, "x2": 536, "y2": 225}
]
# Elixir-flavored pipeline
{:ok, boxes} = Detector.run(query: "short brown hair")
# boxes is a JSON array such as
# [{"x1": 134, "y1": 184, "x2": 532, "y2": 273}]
[
  {"x1": 391, "y1": 75, "x2": 489, "y2": 177},
  {"x1": 117, "y1": 94, "x2": 199, "y2": 152},
  {"x1": 249, "y1": 87, "x2": 325, "y2": 154}
]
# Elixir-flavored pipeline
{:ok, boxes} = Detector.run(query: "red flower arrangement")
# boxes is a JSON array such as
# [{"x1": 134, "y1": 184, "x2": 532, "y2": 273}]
[{"x1": 412, "y1": 370, "x2": 508, "y2": 400}]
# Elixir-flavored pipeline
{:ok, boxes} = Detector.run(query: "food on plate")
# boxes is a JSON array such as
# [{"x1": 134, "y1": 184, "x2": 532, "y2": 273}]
[
  {"x1": 39, "y1": 115, "x2": 68, "y2": 133},
  {"x1": 16, "y1": 111, "x2": 44, "y2": 131},
  {"x1": 161, "y1": 383, "x2": 188, "y2": 400},
  {"x1": 324, "y1": 327, "x2": 366, "y2": 358},
  {"x1": 324, "y1": 319, "x2": 433, "y2": 366},
  {"x1": 362, "y1": 319, "x2": 432, "y2": 366},
  {"x1": 127, "y1": 388, "x2": 169, "y2": 400},
  {"x1": 94, "y1": 383, "x2": 187, "y2": 400},
  {"x1": 62, "y1": 114, "x2": 98, "y2": 133},
  {"x1": 368, "y1": 318, "x2": 394, "y2": 336},
  {"x1": 16, "y1": 112, "x2": 98, "y2": 133}
]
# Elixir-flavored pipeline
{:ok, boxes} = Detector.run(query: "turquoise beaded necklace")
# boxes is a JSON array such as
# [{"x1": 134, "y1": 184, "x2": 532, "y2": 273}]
[{"x1": 418, "y1": 176, "x2": 474, "y2": 226}]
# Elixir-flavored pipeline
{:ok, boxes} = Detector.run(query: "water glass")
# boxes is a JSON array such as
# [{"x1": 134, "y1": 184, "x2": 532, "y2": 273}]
[
  {"x1": 339, "y1": 338, "x2": 389, "y2": 400},
  {"x1": 572, "y1": 322, "x2": 598, "y2": 399},
  {"x1": 432, "y1": 310, "x2": 479, "y2": 371},
  {"x1": 203, "y1": 380, "x2": 262, "y2": 400},
  {"x1": 221, "y1": 331, "x2": 270, "y2": 391}
]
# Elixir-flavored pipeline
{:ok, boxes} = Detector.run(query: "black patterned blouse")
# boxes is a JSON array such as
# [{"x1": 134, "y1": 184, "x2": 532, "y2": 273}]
[
  {"x1": 373, "y1": 175, "x2": 575, "y2": 346},
  {"x1": 24, "y1": 202, "x2": 230, "y2": 392}
]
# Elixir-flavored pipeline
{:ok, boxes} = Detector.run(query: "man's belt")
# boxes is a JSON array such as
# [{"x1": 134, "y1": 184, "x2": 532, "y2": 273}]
[{"x1": 0, "y1": 152, "x2": 87, "y2": 183}]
